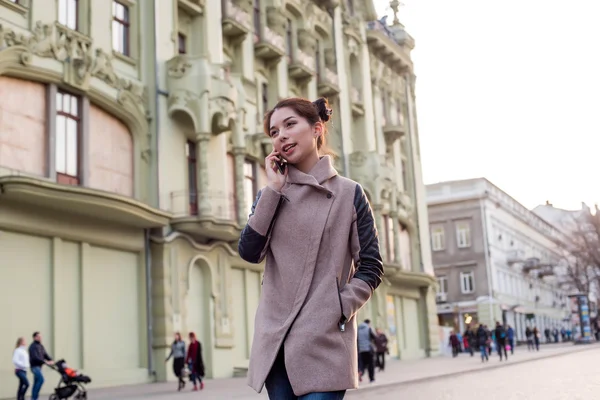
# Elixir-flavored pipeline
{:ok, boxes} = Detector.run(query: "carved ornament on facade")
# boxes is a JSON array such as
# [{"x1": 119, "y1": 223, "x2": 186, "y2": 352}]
[
  {"x1": 0, "y1": 21, "x2": 145, "y2": 106},
  {"x1": 209, "y1": 97, "x2": 237, "y2": 133},
  {"x1": 167, "y1": 56, "x2": 193, "y2": 79},
  {"x1": 347, "y1": 37, "x2": 360, "y2": 57},
  {"x1": 324, "y1": 48, "x2": 336, "y2": 69}
]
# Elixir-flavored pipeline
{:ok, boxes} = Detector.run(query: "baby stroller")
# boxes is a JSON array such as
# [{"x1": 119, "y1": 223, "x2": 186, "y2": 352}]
[{"x1": 48, "y1": 359, "x2": 92, "y2": 399}]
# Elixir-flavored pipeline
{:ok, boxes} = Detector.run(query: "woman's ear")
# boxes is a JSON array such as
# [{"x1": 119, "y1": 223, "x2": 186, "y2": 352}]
[{"x1": 314, "y1": 122, "x2": 323, "y2": 138}]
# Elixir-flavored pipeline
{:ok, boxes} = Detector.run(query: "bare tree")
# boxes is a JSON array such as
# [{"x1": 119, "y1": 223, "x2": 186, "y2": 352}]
[{"x1": 559, "y1": 206, "x2": 600, "y2": 297}]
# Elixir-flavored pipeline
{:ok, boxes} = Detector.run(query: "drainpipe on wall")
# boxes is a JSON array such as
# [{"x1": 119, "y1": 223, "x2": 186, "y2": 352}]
[
  {"x1": 145, "y1": 228, "x2": 154, "y2": 377},
  {"x1": 145, "y1": 0, "x2": 159, "y2": 377},
  {"x1": 480, "y1": 197, "x2": 495, "y2": 325}
]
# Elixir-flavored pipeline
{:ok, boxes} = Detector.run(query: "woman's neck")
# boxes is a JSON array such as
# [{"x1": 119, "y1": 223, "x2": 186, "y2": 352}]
[{"x1": 294, "y1": 152, "x2": 320, "y2": 174}]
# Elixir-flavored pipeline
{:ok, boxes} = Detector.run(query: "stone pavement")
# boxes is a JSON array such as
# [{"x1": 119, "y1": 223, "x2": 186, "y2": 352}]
[
  {"x1": 351, "y1": 346, "x2": 600, "y2": 399},
  {"x1": 42, "y1": 342, "x2": 599, "y2": 400}
]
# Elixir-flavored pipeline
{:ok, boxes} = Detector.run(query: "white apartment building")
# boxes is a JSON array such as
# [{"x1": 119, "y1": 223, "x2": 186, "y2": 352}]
[{"x1": 428, "y1": 178, "x2": 571, "y2": 340}]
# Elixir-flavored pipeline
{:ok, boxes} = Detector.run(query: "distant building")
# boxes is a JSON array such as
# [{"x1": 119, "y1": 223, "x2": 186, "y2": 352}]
[{"x1": 427, "y1": 178, "x2": 571, "y2": 341}]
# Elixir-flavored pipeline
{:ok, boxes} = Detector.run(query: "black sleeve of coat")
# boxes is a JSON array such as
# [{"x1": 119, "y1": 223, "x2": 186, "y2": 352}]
[
  {"x1": 238, "y1": 190, "x2": 267, "y2": 263},
  {"x1": 352, "y1": 184, "x2": 384, "y2": 290},
  {"x1": 238, "y1": 189, "x2": 285, "y2": 263}
]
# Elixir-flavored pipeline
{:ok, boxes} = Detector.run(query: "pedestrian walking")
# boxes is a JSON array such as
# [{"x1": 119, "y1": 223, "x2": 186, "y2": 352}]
[
  {"x1": 463, "y1": 326, "x2": 476, "y2": 357},
  {"x1": 186, "y1": 332, "x2": 205, "y2": 391},
  {"x1": 13, "y1": 337, "x2": 30, "y2": 400},
  {"x1": 357, "y1": 320, "x2": 377, "y2": 383},
  {"x1": 507, "y1": 325, "x2": 515, "y2": 355},
  {"x1": 533, "y1": 327, "x2": 541, "y2": 350},
  {"x1": 494, "y1": 322, "x2": 508, "y2": 361},
  {"x1": 374, "y1": 328, "x2": 388, "y2": 372},
  {"x1": 525, "y1": 327, "x2": 534, "y2": 350},
  {"x1": 28, "y1": 331, "x2": 54, "y2": 400},
  {"x1": 238, "y1": 97, "x2": 384, "y2": 399},
  {"x1": 476, "y1": 324, "x2": 489, "y2": 362},
  {"x1": 165, "y1": 332, "x2": 186, "y2": 391},
  {"x1": 449, "y1": 331, "x2": 461, "y2": 357}
]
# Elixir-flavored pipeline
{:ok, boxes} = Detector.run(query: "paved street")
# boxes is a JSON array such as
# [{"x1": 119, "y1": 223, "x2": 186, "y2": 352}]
[
  {"x1": 349, "y1": 346, "x2": 600, "y2": 400},
  {"x1": 41, "y1": 343, "x2": 598, "y2": 400}
]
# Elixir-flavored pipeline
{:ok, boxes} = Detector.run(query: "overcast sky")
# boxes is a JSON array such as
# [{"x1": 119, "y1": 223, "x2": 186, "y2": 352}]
[{"x1": 374, "y1": 0, "x2": 600, "y2": 211}]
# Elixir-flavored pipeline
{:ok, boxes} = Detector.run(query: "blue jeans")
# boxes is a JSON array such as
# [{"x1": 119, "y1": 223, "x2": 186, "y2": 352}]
[
  {"x1": 31, "y1": 366, "x2": 44, "y2": 400},
  {"x1": 479, "y1": 345, "x2": 488, "y2": 360},
  {"x1": 15, "y1": 369, "x2": 29, "y2": 400},
  {"x1": 265, "y1": 348, "x2": 346, "y2": 400}
]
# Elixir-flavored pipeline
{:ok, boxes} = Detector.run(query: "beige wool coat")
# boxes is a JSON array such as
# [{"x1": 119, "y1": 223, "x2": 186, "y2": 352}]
[{"x1": 238, "y1": 155, "x2": 384, "y2": 396}]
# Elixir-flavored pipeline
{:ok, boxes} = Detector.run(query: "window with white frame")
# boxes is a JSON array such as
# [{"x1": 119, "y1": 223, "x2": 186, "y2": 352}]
[
  {"x1": 55, "y1": 91, "x2": 81, "y2": 186},
  {"x1": 431, "y1": 226, "x2": 445, "y2": 251},
  {"x1": 58, "y1": 0, "x2": 79, "y2": 30},
  {"x1": 112, "y1": 1, "x2": 130, "y2": 56},
  {"x1": 437, "y1": 276, "x2": 448, "y2": 294},
  {"x1": 460, "y1": 271, "x2": 475, "y2": 294},
  {"x1": 456, "y1": 221, "x2": 471, "y2": 248}
]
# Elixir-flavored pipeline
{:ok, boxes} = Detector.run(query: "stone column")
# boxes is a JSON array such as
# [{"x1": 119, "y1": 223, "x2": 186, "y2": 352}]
[
  {"x1": 391, "y1": 211, "x2": 401, "y2": 265},
  {"x1": 196, "y1": 133, "x2": 211, "y2": 215},
  {"x1": 233, "y1": 146, "x2": 247, "y2": 226}
]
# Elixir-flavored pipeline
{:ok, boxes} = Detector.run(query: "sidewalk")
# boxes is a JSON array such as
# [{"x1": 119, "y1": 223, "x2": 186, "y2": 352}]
[{"x1": 43, "y1": 342, "x2": 599, "y2": 400}]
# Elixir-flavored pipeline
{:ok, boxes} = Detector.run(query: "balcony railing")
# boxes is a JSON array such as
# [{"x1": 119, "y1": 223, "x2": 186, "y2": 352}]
[
  {"x1": 318, "y1": 67, "x2": 340, "y2": 96},
  {"x1": 255, "y1": 25, "x2": 286, "y2": 60},
  {"x1": 169, "y1": 190, "x2": 237, "y2": 221},
  {"x1": 222, "y1": 0, "x2": 252, "y2": 41},
  {"x1": 289, "y1": 48, "x2": 316, "y2": 80}
]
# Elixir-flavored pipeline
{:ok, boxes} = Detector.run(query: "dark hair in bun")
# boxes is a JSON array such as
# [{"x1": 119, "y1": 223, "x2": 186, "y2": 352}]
[
  {"x1": 312, "y1": 97, "x2": 333, "y2": 122},
  {"x1": 263, "y1": 97, "x2": 333, "y2": 155}
]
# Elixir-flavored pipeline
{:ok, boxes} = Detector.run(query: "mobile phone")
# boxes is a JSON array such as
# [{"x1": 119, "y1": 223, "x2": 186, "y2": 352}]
[{"x1": 274, "y1": 157, "x2": 287, "y2": 174}]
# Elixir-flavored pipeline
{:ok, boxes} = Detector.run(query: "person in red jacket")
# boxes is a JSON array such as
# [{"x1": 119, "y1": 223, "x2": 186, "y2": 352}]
[{"x1": 186, "y1": 332, "x2": 205, "y2": 391}]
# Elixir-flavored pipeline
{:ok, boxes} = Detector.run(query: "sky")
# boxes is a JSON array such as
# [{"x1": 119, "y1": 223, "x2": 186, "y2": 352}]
[{"x1": 374, "y1": 0, "x2": 600, "y2": 211}]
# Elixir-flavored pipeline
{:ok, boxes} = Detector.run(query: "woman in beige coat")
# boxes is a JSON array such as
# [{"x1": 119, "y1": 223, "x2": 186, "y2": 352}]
[{"x1": 238, "y1": 97, "x2": 384, "y2": 399}]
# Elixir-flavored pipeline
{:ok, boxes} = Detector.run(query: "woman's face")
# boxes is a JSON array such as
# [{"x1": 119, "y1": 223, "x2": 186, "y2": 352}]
[
  {"x1": 268, "y1": 107, "x2": 320, "y2": 165},
  {"x1": 175, "y1": 333, "x2": 181, "y2": 341},
  {"x1": 20, "y1": 338, "x2": 26, "y2": 347}
]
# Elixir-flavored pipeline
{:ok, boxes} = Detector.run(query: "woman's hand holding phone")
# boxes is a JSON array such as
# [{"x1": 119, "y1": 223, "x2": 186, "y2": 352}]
[{"x1": 265, "y1": 150, "x2": 287, "y2": 192}]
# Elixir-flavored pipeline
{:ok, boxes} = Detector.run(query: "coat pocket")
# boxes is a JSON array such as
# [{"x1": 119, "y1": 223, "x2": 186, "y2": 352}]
[{"x1": 336, "y1": 277, "x2": 346, "y2": 332}]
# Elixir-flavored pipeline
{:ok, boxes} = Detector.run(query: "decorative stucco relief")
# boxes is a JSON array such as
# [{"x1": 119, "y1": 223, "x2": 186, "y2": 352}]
[{"x1": 0, "y1": 22, "x2": 145, "y2": 106}]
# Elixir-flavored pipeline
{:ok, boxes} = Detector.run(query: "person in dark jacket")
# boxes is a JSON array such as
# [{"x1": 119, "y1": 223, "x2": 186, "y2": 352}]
[
  {"x1": 165, "y1": 332, "x2": 187, "y2": 391},
  {"x1": 494, "y1": 322, "x2": 508, "y2": 361},
  {"x1": 28, "y1": 332, "x2": 54, "y2": 400},
  {"x1": 463, "y1": 326, "x2": 476, "y2": 356},
  {"x1": 532, "y1": 326, "x2": 540, "y2": 350},
  {"x1": 449, "y1": 331, "x2": 461, "y2": 357},
  {"x1": 186, "y1": 332, "x2": 205, "y2": 391},
  {"x1": 357, "y1": 320, "x2": 376, "y2": 383},
  {"x1": 374, "y1": 328, "x2": 388, "y2": 372},
  {"x1": 476, "y1": 324, "x2": 489, "y2": 362},
  {"x1": 525, "y1": 327, "x2": 534, "y2": 350}
]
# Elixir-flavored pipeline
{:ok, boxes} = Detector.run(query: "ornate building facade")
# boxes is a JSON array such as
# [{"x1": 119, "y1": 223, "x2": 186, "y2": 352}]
[{"x1": 0, "y1": 0, "x2": 437, "y2": 396}]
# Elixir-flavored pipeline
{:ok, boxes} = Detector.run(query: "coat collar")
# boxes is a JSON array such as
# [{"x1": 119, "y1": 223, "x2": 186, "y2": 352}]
[{"x1": 286, "y1": 155, "x2": 338, "y2": 191}]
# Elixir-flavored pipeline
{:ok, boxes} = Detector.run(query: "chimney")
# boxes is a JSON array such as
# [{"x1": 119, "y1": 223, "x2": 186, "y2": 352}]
[{"x1": 545, "y1": 200, "x2": 552, "y2": 207}]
